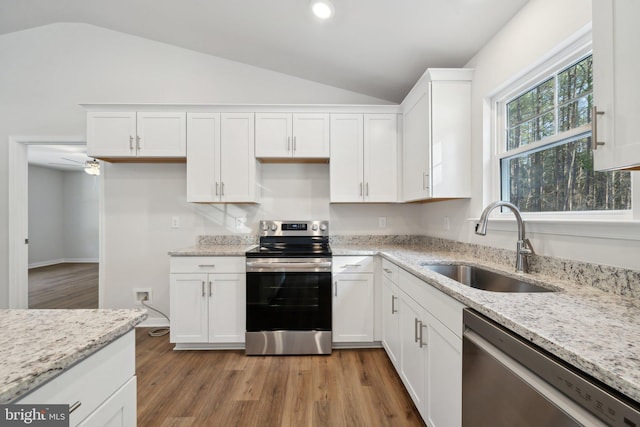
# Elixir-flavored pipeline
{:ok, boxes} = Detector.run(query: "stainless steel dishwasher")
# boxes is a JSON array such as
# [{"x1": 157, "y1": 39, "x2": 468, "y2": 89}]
[{"x1": 463, "y1": 309, "x2": 640, "y2": 427}]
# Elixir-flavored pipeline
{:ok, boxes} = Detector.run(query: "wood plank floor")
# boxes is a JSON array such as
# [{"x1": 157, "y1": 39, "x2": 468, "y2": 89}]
[
  {"x1": 28, "y1": 263, "x2": 99, "y2": 309},
  {"x1": 135, "y1": 328, "x2": 426, "y2": 427}
]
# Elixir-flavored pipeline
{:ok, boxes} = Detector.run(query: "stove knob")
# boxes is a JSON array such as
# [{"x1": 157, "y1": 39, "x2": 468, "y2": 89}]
[
  {"x1": 312, "y1": 224, "x2": 318, "y2": 231},
  {"x1": 261, "y1": 223, "x2": 269, "y2": 231},
  {"x1": 271, "y1": 224, "x2": 278, "y2": 232},
  {"x1": 320, "y1": 224, "x2": 327, "y2": 231}
]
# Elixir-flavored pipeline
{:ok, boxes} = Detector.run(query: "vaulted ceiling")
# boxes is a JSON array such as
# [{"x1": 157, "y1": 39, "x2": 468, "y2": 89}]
[{"x1": 0, "y1": 0, "x2": 528, "y2": 103}]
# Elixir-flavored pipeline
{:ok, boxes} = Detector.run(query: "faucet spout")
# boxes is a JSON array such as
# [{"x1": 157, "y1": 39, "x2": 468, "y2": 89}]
[{"x1": 475, "y1": 201, "x2": 534, "y2": 273}]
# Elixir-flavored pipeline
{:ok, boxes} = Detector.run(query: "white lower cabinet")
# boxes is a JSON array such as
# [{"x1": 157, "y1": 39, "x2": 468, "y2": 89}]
[
  {"x1": 381, "y1": 261, "x2": 400, "y2": 369},
  {"x1": 17, "y1": 331, "x2": 136, "y2": 427},
  {"x1": 169, "y1": 257, "x2": 245, "y2": 347},
  {"x1": 382, "y1": 260, "x2": 464, "y2": 427},
  {"x1": 332, "y1": 256, "x2": 375, "y2": 343}
]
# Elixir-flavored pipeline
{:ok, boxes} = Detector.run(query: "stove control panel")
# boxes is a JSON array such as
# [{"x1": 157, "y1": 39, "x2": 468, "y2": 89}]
[{"x1": 259, "y1": 220, "x2": 329, "y2": 237}]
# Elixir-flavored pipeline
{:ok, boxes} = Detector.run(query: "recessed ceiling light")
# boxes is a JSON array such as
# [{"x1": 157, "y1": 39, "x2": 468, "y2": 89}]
[{"x1": 310, "y1": 0, "x2": 335, "y2": 20}]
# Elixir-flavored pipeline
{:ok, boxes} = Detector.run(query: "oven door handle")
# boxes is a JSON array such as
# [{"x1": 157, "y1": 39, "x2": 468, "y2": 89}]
[{"x1": 246, "y1": 261, "x2": 332, "y2": 269}]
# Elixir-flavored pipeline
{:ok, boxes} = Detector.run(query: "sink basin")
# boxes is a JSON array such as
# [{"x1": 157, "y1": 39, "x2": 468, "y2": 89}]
[{"x1": 419, "y1": 263, "x2": 554, "y2": 293}]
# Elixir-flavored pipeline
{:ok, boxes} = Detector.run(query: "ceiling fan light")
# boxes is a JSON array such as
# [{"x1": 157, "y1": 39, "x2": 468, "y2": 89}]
[
  {"x1": 84, "y1": 159, "x2": 100, "y2": 176},
  {"x1": 311, "y1": 0, "x2": 334, "y2": 19}
]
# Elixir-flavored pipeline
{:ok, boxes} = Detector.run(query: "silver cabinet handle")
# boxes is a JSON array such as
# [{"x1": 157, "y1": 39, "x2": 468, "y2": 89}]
[
  {"x1": 360, "y1": 182, "x2": 363, "y2": 196},
  {"x1": 129, "y1": 136, "x2": 134, "y2": 150},
  {"x1": 391, "y1": 295, "x2": 397, "y2": 314},
  {"x1": 341, "y1": 264, "x2": 361, "y2": 268},
  {"x1": 209, "y1": 281, "x2": 212, "y2": 297},
  {"x1": 201, "y1": 280, "x2": 205, "y2": 297},
  {"x1": 419, "y1": 322, "x2": 426, "y2": 348},
  {"x1": 383, "y1": 268, "x2": 392, "y2": 274},
  {"x1": 366, "y1": 182, "x2": 369, "y2": 196},
  {"x1": 198, "y1": 264, "x2": 216, "y2": 268},
  {"x1": 69, "y1": 401, "x2": 81, "y2": 414},
  {"x1": 423, "y1": 172, "x2": 430, "y2": 190},
  {"x1": 334, "y1": 281, "x2": 338, "y2": 297},
  {"x1": 414, "y1": 318, "x2": 420, "y2": 343},
  {"x1": 592, "y1": 106, "x2": 605, "y2": 150},
  {"x1": 221, "y1": 182, "x2": 225, "y2": 196},
  {"x1": 287, "y1": 136, "x2": 291, "y2": 151},
  {"x1": 136, "y1": 135, "x2": 141, "y2": 150},
  {"x1": 215, "y1": 182, "x2": 219, "y2": 196},
  {"x1": 293, "y1": 136, "x2": 296, "y2": 152}
]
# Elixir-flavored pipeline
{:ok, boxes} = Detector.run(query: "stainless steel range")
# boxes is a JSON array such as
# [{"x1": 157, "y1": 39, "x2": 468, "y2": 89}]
[{"x1": 245, "y1": 220, "x2": 332, "y2": 355}]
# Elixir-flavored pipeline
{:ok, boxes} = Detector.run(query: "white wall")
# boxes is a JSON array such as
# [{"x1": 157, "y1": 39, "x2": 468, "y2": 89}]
[
  {"x1": 419, "y1": 0, "x2": 640, "y2": 269},
  {"x1": 0, "y1": 22, "x2": 397, "y2": 309},
  {"x1": 28, "y1": 165, "x2": 99, "y2": 267},
  {"x1": 28, "y1": 166, "x2": 65, "y2": 266}
]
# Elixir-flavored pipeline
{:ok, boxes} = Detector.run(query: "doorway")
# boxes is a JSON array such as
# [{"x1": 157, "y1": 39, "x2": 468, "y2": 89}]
[{"x1": 8, "y1": 136, "x2": 103, "y2": 309}]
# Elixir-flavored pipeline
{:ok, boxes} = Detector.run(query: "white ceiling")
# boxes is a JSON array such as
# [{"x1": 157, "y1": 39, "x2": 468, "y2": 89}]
[
  {"x1": 0, "y1": 0, "x2": 528, "y2": 102},
  {"x1": 28, "y1": 145, "x2": 91, "y2": 172}
]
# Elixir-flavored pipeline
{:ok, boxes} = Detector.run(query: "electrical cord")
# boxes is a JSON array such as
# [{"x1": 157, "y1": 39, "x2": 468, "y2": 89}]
[{"x1": 140, "y1": 299, "x2": 170, "y2": 337}]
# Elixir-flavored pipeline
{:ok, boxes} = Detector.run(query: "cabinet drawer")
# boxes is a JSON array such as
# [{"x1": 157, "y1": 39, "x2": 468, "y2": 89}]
[
  {"x1": 399, "y1": 269, "x2": 465, "y2": 338},
  {"x1": 17, "y1": 331, "x2": 135, "y2": 426},
  {"x1": 170, "y1": 256, "x2": 245, "y2": 273},
  {"x1": 333, "y1": 256, "x2": 375, "y2": 273},
  {"x1": 382, "y1": 258, "x2": 399, "y2": 283}
]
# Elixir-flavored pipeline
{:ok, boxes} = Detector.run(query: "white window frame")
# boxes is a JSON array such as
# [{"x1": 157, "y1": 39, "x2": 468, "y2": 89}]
[{"x1": 484, "y1": 29, "x2": 640, "y2": 240}]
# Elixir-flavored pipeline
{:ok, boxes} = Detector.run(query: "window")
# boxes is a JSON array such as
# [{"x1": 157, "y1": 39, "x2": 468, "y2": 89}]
[{"x1": 497, "y1": 55, "x2": 632, "y2": 213}]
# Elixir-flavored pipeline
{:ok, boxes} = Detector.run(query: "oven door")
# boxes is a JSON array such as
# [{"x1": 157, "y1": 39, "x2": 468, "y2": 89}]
[{"x1": 245, "y1": 258, "x2": 332, "y2": 355}]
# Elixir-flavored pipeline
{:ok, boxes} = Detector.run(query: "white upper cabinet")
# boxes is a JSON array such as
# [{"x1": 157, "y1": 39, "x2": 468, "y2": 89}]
[
  {"x1": 592, "y1": 0, "x2": 640, "y2": 171},
  {"x1": 330, "y1": 113, "x2": 398, "y2": 202},
  {"x1": 401, "y1": 69, "x2": 473, "y2": 201},
  {"x1": 87, "y1": 111, "x2": 186, "y2": 159},
  {"x1": 186, "y1": 112, "x2": 257, "y2": 203},
  {"x1": 255, "y1": 113, "x2": 330, "y2": 159}
]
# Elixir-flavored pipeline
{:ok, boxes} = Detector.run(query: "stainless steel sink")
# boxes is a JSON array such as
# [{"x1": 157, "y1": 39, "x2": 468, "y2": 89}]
[{"x1": 419, "y1": 263, "x2": 555, "y2": 293}]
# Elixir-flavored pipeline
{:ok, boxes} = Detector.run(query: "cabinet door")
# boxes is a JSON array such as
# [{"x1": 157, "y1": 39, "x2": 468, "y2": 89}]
[
  {"x1": 220, "y1": 113, "x2": 257, "y2": 203},
  {"x1": 77, "y1": 377, "x2": 136, "y2": 427},
  {"x1": 332, "y1": 272, "x2": 374, "y2": 342},
  {"x1": 170, "y1": 274, "x2": 208, "y2": 343},
  {"x1": 209, "y1": 273, "x2": 246, "y2": 343},
  {"x1": 292, "y1": 113, "x2": 330, "y2": 158},
  {"x1": 136, "y1": 112, "x2": 186, "y2": 157},
  {"x1": 402, "y1": 90, "x2": 431, "y2": 201},
  {"x1": 425, "y1": 313, "x2": 462, "y2": 427},
  {"x1": 330, "y1": 114, "x2": 364, "y2": 202},
  {"x1": 399, "y1": 291, "x2": 427, "y2": 418},
  {"x1": 364, "y1": 114, "x2": 398, "y2": 202},
  {"x1": 186, "y1": 113, "x2": 220, "y2": 202},
  {"x1": 87, "y1": 112, "x2": 137, "y2": 158},
  {"x1": 430, "y1": 81, "x2": 471, "y2": 198},
  {"x1": 382, "y1": 276, "x2": 400, "y2": 368},
  {"x1": 255, "y1": 113, "x2": 292, "y2": 157},
  {"x1": 593, "y1": 0, "x2": 640, "y2": 171}
]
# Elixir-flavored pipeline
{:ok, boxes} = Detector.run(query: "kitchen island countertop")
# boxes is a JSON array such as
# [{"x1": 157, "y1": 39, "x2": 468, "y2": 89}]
[{"x1": 0, "y1": 309, "x2": 147, "y2": 403}]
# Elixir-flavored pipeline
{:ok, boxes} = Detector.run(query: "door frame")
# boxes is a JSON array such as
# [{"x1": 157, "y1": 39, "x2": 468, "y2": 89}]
[{"x1": 8, "y1": 135, "x2": 103, "y2": 308}]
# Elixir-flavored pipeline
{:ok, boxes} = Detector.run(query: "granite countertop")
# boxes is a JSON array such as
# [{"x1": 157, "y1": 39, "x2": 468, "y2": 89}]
[
  {"x1": 168, "y1": 244, "x2": 256, "y2": 256},
  {"x1": 332, "y1": 243, "x2": 640, "y2": 405},
  {"x1": 0, "y1": 309, "x2": 147, "y2": 403}
]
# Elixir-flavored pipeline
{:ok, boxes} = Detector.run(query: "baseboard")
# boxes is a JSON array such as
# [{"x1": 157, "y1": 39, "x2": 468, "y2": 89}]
[{"x1": 29, "y1": 258, "x2": 99, "y2": 269}]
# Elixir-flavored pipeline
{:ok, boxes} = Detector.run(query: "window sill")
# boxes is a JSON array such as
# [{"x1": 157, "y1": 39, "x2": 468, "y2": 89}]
[{"x1": 467, "y1": 216, "x2": 640, "y2": 241}]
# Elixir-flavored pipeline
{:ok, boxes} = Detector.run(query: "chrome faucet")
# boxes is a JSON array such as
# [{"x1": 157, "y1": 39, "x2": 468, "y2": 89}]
[{"x1": 475, "y1": 201, "x2": 535, "y2": 273}]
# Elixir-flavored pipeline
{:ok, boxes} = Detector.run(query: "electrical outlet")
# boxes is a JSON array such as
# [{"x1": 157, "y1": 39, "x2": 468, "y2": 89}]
[
  {"x1": 443, "y1": 216, "x2": 450, "y2": 231},
  {"x1": 133, "y1": 288, "x2": 152, "y2": 305},
  {"x1": 235, "y1": 217, "x2": 246, "y2": 228},
  {"x1": 171, "y1": 216, "x2": 180, "y2": 229},
  {"x1": 378, "y1": 217, "x2": 387, "y2": 228}
]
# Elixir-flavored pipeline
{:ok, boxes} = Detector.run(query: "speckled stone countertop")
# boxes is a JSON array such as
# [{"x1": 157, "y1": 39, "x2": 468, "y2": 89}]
[
  {"x1": 333, "y1": 243, "x2": 640, "y2": 405},
  {"x1": 168, "y1": 244, "x2": 256, "y2": 256},
  {"x1": 0, "y1": 309, "x2": 147, "y2": 403}
]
